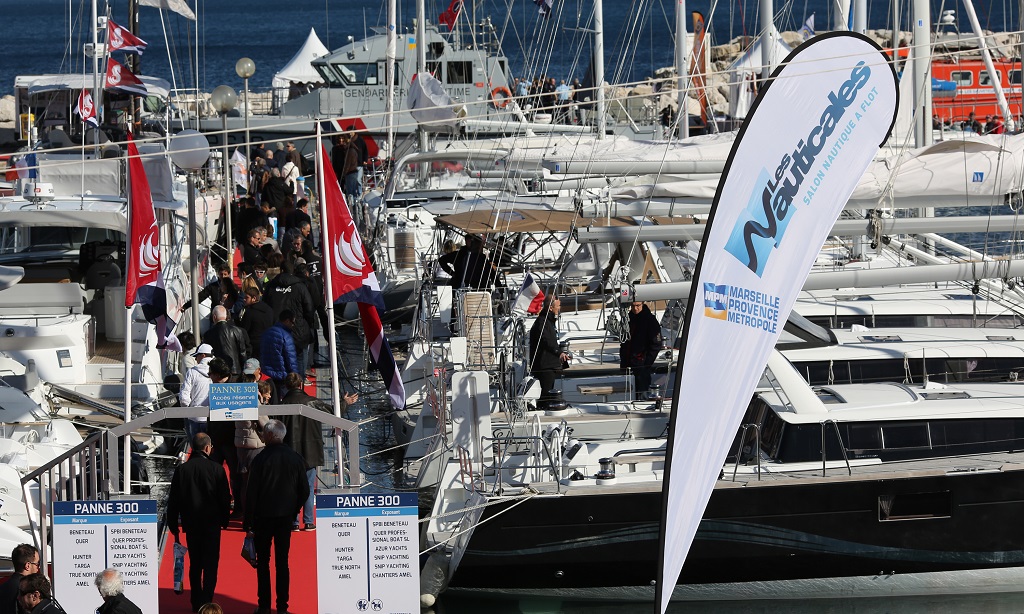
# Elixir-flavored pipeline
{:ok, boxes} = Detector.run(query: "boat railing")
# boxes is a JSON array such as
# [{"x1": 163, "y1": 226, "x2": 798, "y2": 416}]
[
  {"x1": 729, "y1": 423, "x2": 762, "y2": 482},
  {"x1": 20, "y1": 430, "x2": 108, "y2": 575},
  {"x1": 820, "y1": 419, "x2": 853, "y2": 477},
  {"x1": 482, "y1": 430, "x2": 563, "y2": 494}
]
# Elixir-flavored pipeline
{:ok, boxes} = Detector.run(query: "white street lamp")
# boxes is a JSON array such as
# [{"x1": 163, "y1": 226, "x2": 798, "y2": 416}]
[
  {"x1": 168, "y1": 129, "x2": 211, "y2": 337},
  {"x1": 210, "y1": 85, "x2": 238, "y2": 272}
]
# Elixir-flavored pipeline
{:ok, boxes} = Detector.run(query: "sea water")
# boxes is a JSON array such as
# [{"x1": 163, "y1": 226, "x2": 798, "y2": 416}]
[{"x1": 3, "y1": 0, "x2": 1021, "y2": 98}]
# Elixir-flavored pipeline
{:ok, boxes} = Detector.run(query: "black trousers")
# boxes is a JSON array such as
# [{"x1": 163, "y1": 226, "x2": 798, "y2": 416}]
[
  {"x1": 532, "y1": 370, "x2": 561, "y2": 409},
  {"x1": 633, "y1": 366, "x2": 652, "y2": 398},
  {"x1": 184, "y1": 525, "x2": 222, "y2": 612},
  {"x1": 254, "y1": 515, "x2": 293, "y2": 611}
]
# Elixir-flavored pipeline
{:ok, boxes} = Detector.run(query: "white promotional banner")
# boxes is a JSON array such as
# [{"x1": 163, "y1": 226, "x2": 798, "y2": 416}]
[{"x1": 656, "y1": 32, "x2": 897, "y2": 611}]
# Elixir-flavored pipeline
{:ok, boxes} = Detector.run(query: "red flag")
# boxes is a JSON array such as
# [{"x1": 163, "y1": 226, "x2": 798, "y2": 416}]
[
  {"x1": 439, "y1": 0, "x2": 462, "y2": 29},
  {"x1": 126, "y1": 134, "x2": 177, "y2": 346},
  {"x1": 125, "y1": 133, "x2": 160, "y2": 307},
  {"x1": 108, "y1": 20, "x2": 148, "y2": 55},
  {"x1": 105, "y1": 59, "x2": 149, "y2": 96},
  {"x1": 318, "y1": 143, "x2": 404, "y2": 409},
  {"x1": 318, "y1": 144, "x2": 385, "y2": 310},
  {"x1": 74, "y1": 90, "x2": 99, "y2": 127}
]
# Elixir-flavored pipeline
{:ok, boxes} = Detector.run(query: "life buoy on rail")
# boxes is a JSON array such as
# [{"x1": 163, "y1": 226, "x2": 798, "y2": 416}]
[{"x1": 490, "y1": 86, "x2": 513, "y2": 108}]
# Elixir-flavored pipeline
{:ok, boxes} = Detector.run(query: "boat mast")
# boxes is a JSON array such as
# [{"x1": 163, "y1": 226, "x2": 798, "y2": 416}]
[
  {"x1": 911, "y1": 0, "x2": 932, "y2": 146},
  {"x1": 852, "y1": 0, "x2": 867, "y2": 33},
  {"x1": 416, "y1": 0, "x2": 429, "y2": 158},
  {"x1": 594, "y1": 0, "x2": 606, "y2": 139},
  {"x1": 962, "y1": 0, "x2": 1016, "y2": 131},
  {"x1": 759, "y1": 0, "x2": 775, "y2": 80},
  {"x1": 386, "y1": 0, "x2": 397, "y2": 160},
  {"x1": 91, "y1": 0, "x2": 102, "y2": 151},
  {"x1": 675, "y1": 0, "x2": 689, "y2": 139},
  {"x1": 833, "y1": 0, "x2": 850, "y2": 30}
]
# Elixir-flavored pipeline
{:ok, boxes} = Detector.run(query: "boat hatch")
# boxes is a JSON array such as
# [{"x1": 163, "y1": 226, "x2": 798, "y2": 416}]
[
  {"x1": 919, "y1": 391, "x2": 972, "y2": 400},
  {"x1": 986, "y1": 336, "x2": 1017, "y2": 342},
  {"x1": 942, "y1": 294, "x2": 975, "y2": 301},
  {"x1": 813, "y1": 388, "x2": 846, "y2": 404},
  {"x1": 878, "y1": 491, "x2": 951, "y2": 521},
  {"x1": 858, "y1": 335, "x2": 902, "y2": 343}
]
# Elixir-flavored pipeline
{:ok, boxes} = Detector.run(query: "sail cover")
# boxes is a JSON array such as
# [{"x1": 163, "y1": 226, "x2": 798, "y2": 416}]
[{"x1": 656, "y1": 32, "x2": 898, "y2": 611}]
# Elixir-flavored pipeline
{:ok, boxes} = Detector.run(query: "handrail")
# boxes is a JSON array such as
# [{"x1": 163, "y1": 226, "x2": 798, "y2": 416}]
[
  {"x1": 730, "y1": 423, "x2": 762, "y2": 482},
  {"x1": 481, "y1": 433, "x2": 561, "y2": 494},
  {"x1": 821, "y1": 419, "x2": 853, "y2": 477}
]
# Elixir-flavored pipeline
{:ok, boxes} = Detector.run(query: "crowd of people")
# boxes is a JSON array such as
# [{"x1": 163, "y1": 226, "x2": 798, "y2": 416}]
[
  {"x1": 161, "y1": 131, "x2": 367, "y2": 612},
  {"x1": 933, "y1": 111, "x2": 1010, "y2": 134},
  {"x1": 510, "y1": 76, "x2": 587, "y2": 124},
  {"x1": 0, "y1": 546, "x2": 144, "y2": 614}
]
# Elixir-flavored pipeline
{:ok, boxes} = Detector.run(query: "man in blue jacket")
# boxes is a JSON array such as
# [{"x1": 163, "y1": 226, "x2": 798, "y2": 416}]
[{"x1": 260, "y1": 310, "x2": 299, "y2": 399}]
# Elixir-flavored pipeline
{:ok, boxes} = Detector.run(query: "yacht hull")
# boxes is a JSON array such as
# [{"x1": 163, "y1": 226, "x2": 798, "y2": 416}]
[{"x1": 445, "y1": 464, "x2": 1024, "y2": 598}]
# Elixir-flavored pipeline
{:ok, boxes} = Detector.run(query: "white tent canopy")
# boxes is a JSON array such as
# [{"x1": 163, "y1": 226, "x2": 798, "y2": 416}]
[
  {"x1": 727, "y1": 30, "x2": 792, "y2": 119},
  {"x1": 272, "y1": 28, "x2": 330, "y2": 89}
]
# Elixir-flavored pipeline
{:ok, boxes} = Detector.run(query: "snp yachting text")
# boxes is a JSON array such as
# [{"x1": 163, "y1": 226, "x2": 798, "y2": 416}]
[{"x1": 724, "y1": 60, "x2": 873, "y2": 277}]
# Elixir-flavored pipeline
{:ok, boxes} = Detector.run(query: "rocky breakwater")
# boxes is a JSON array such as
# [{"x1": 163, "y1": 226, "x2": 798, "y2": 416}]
[{"x1": 607, "y1": 28, "x2": 1020, "y2": 122}]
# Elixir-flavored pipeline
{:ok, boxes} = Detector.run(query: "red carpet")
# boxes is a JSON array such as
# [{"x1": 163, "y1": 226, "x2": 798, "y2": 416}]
[{"x1": 158, "y1": 519, "x2": 320, "y2": 614}]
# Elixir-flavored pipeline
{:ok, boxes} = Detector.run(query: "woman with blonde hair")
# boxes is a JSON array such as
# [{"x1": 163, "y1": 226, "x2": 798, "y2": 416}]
[{"x1": 197, "y1": 604, "x2": 223, "y2": 614}]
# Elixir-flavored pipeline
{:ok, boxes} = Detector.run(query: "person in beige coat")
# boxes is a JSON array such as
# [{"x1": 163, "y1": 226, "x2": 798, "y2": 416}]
[{"x1": 233, "y1": 380, "x2": 272, "y2": 516}]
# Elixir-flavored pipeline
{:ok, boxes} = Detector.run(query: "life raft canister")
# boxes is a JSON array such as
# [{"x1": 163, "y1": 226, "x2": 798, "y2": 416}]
[{"x1": 490, "y1": 86, "x2": 512, "y2": 108}]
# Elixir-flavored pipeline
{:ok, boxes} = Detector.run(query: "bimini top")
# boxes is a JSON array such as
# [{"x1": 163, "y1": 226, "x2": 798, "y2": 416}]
[
  {"x1": 15, "y1": 74, "x2": 172, "y2": 98},
  {"x1": 434, "y1": 209, "x2": 699, "y2": 234}
]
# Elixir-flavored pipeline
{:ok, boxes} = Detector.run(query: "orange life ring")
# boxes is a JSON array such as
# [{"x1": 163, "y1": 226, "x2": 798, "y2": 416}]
[{"x1": 490, "y1": 86, "x2": 513, "y2": 108}]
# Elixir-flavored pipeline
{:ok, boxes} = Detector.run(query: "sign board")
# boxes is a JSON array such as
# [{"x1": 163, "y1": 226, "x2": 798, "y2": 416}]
[
  {"x1": 209, "y1": 382, "x2": 258, "y2": 421},
  {"x1": 52, "y1": 500, "x2": 159, "y2": 613},
  {"x1": 316, "y1": 492, "x2": 419, "y2": 614}
]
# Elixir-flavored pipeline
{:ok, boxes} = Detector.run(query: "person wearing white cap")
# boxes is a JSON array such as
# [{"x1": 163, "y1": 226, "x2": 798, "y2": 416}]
[{"x1": 180, "y1": 344, "x2": 214, "y2": 440}]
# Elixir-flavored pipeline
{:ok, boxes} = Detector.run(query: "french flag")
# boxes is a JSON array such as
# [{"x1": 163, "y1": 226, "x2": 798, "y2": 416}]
[
  {"x1": 108, "y1": 20, "x2": 148, "y2": 55},
  {"x1": 319, "y1": 144, "x2": 405, "y2": 409},
  {"x1": 513, "y1": 273, "x2": 545, "y2": 314},
  {"x1": 125, "y1": 133, "x2": 176, "y2": 346},
  {"x1": 105, "y1": 59, "x2": 149, "y2": 96},
  {"x1": 14, "y1": 153, "x2": 37, "y2": 180},
  {"x1": 74, "y1": 89, "x2": 99, "y2": 127}
]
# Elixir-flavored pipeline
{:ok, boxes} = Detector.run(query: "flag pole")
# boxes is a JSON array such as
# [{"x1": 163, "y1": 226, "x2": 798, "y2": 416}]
[
  {"x1": 316, "y1": 123, "x2": 348, "y2": 486},
  {"x1": 122, "y1": 138, "x2": 133, "y2": 496}
]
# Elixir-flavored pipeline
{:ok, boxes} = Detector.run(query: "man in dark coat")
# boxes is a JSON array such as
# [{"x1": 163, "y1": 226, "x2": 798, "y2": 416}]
[
  {"x1": 620, "y1": 301, "x2": 663, "y2": 398},
  {"x1": 166, "y1": 432, "x2": 231, "y2": 613},
  {"x1": 17, "y1": 574, "x2": 64, "y2": 614},
  {"x1": 529, "y1": 296, "x2": 568, "y2": 409},
  {"x1": 203, "y1": 305, "x2": 251, "y2": 376},
  {"x1": 244, "y1": 419, "x2": 309, "y2": 614},
  {"x1": 94, "y1": 569, "x2": 143, "y2": 614},
  {"x1": 237, "y1": 287, "x2": 275, "y2": 357},
  {"x1": 264, "y1": 269, "x2": 316, "y2": 376},
  {"x1": 280, "y1": 373, "x2": 357, "y2": 530},
  {"x1": 0, "y1": 544, "x2": 39, "y2": 614},
  {"x1": 284, "y1": 199, "x2": 312, "y2": 241},
  {"x1": 261, "y1": 168, "x2": 293, "y2": 211},
  {"x1": 236, "y1": 196, "x2": 270, "y2": 246},
  {"x1": 241, "y1": 228, "x2": 264, "y2": 265}
]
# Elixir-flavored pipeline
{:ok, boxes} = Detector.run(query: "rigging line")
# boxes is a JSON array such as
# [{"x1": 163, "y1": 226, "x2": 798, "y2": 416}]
[{"x1": 418, "y1": 491, "x2": 540, "y2": 556}]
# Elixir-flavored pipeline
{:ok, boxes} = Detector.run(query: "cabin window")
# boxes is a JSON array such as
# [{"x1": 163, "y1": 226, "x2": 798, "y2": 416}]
[
  {"x1": 1010, "y1": 70, "x2": 1021, "y2": 85},
  {"x1": 427, "y1": 61, "x2": 441, "y2": 78},
  {"x1": 314, "y1": 64, "x2": 342, "y2": 86},
  {"x1": 447, "y1": 61, "x2": 474, "y2": 84},
  {"x1": 882, "y1": 423, "x2": 930, "y2": 449},
  {"x1": 950, "y1": 71, "x2": 973, "y2": 86},
  {"x1": 878, "y1": 491, "x2": 951, "y2": 521},
  {"x1": 847, "y1": 424, "x2": 882, "y2": 452},
  {"x1": 980, "y1": 70, "x2": 1001, "y2": 86},
  {"x1": 498, "y1": 60, "x2": 507, "y2": 76},
  {"x1": 334, "y1": 63, "x2": 379, "y2": 86}
]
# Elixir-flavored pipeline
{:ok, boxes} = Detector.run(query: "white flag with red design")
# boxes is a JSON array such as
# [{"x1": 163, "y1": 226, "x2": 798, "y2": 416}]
[
  {"x1": 74, "y1": 90, "x2": 99, "y2": 127},
  {"x1": 105, "y1": 59, "x2": 149, "y2": 96},
  {"x1": 108, "y1": 20, "x2": 148, "y2": 55}
]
